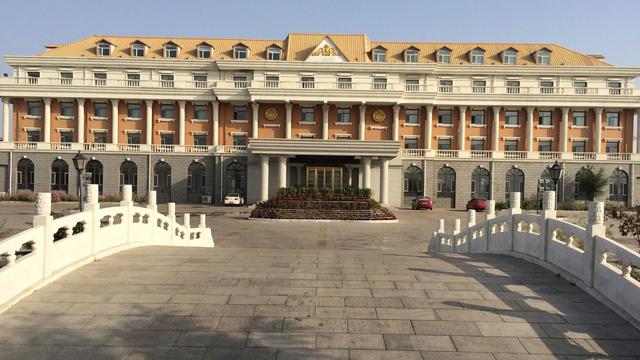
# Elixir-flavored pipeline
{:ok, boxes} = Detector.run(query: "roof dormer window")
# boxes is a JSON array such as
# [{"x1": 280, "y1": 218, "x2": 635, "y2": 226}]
[
  {"x1": 267, "y1": 46, "x2": 282, "y2": 60},
  {"x1": 96, "y1": 41, "x2": 111, "y2": 56},
  {"x1": 470, "y1": 48, "x2": 485, "y2": 64},
  {"x1": 502, "y1": 48, "x2": 517, "y2": 64},
  {"x1": 404, "y1": 47, "x2": 419, "y2": 63},
  {"x1": 164, "y1": 43, "x2": 179, "y2": 58},
  {"x1": 436, "y1": 47, "x2": 452, "y2": 64},
  {"x1": 536, "y1": 48, "x2": 551, "y2": 65},
  {"x1": 130, "y1": 42, "x2": 146, "y2": 57},
  {"x1": 372, "y1": 47, "x2": 387, "y2": 62},
  {"x1": 197, "y1": 42, "x2": 213, "y2": 59},
  {"x1": 233, "y1": 44, "x2": 249, "y2": 59}
]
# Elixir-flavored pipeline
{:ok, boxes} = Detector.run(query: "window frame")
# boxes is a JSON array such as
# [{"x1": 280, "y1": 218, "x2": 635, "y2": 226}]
[
  {"x1": 606, "y1": 111, "x2": 620, "y2": 127},
  {"x1": 127, "y1": 102, "x2": 141, "y2": 119},
  {"x1": 572, "y1": 111, "x2": 586, "y2": 127},
  {"x1": 131, "y1": 43, "x2": 145, "y2": 57},
  {"x1": 470, "y1": 110, "x2": 486, "y2": 125},
  {"x1": 537, "y1": 49, "x2": 551, "y2": 65},
  {"x1": 59, "y1": 101, "x2": 74, "y2": 117},
  {"x1": 470, "y1": 49, "x2": 484, "y2": 64},
  {"x1": 193, "y1": 104, "x2": 208, "y2": 121},
  {"x1": 160, "y1": 104, "x2": 175, "y2": 119},
  {"x1": 372, "y1": 48, "x2": 386, "y2": 62},
  {"x1": 197, "y1": 46, "x2": 212, "y2": 59},
  {"x1": 505, "y1": 110, "x2": 519, "y2": 126},
  {"x1": 301, "y1": 107, "x2": 315, "y2": 122},
  {"x1": 93, "y1": 102, "x2": 108, "y2": 118},
  {"x1": 404, "y1": 49, "x2": 419, "y2": 63},
  {"x1": 267, "y1": 47, "x2": 281, "y2": 60},
  {"x1": 538, "y1": 111, "x2": 553, "y2": 126},
  {"x1": 438, "y1": 109, "x2": 452, "y2": 125},
  {"x1": 405, "y1": 108, "x2": 419, "y2": 124},
  {"x1": 336, "y1": 107, "x2": 351, "y2": 124},
  {"x1": 436, "y1": 49, "x2": 451, "y2": 64},
  {"x1": 164, "y1": 44, "x2": 178, "y2": 58},
  {"x1": 502, "y1": 49, "x2": 517, "y2": 64},
  {"x1": 97, "y1": 42, "x2": 111, "y2": 56},
  {"x1": 233, "y1": 46, "x2": 248, "y2": 59},
  {"x1": 233, "y1": 105, "x2": 247, "y2": 121}
]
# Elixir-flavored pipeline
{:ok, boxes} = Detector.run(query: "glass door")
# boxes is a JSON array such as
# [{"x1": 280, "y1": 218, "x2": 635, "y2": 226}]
[{"x1": 306, "y1": 167, "x2": 343, "y2": 190}]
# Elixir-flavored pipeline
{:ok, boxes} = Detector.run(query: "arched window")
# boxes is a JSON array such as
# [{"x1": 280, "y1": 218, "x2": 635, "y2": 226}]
[
  {"x1": 471, "y1": 167, "x2": 490, "y2": 199},
  {"x1": 437, "y1": 166, "x2": 456, "y2": 207},
  {"x1": 574, "y1": 167, "x2": 594, "y2": 201},
  {"x1": 51, "y1": 159, "x2": 69, "y2": 192},
  {"x1": 609, "y1": 169, "x2": 629, "y2": 204},
  {"x1": 154, "y1": 161, "x2": 172, "y2": 202},
  {"x1": 120, "y1": 161, "x2": 138, "y2": 194},
  {"x1": 187, "y1": 162, "x2": 206, "y2": 194},
  {"x1": 17, "y1": 158, "x2": 34, "y2": 191},
  {"x1": 86, "y1": 160, "x2": 104, "y2": 195},
  {"x1": 225, "y1": 162, "x2": 246, "y2": 197},
  {"x1": 505, "y1": 167, "x2": 524, "y2": 200},
  {"x1": 403, "y1": 166, "x2": 424, "y2": 199}
]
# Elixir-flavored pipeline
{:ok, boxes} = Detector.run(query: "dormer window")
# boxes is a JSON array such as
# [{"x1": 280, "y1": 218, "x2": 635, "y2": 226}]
[
  {"x1": 470, "y1": 48, "x2": 485, "y2": 64},
  {"x1": 164, "y1": 43, "x2": 179, "y2": 58},
  {"x1": 267, "y1": 46, "x2": 282, "y2": 60},
  {"x1": 233, "y1": 44, "x2": 248, "y2": 59},
  {"x1": 502, "y1": 48, "x2": 517, "y2": 64},
  {"x1": 96, "y1": 41, "x2": 111, "y2": 56},
  {"x1": 436, "y1": 48, "x2": 452, "y2": 64},
  {"x1": 131, "y1": 42, "x2": 146, "y2": 57},
  {"x1": 404, "y1": 47, "x2": 419, "y2": 63},
  {"x1": 197, "y1": 46, "x2": 212, "y2": 59},
  {"x1": 372, "y1": 47, "x2": 386, "y2": 62},
  {"x1": 536, "y1": 49, "x2": 551, "y2": 65}
]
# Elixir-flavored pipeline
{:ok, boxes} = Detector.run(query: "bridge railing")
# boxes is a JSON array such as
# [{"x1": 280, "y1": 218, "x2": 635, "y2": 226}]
[
  {"x1": 430, "y1": 191, "x2": 640, "y2": 329},
  {"x1": 0, "y1": 184, "x2": 214, "y2": 311}
]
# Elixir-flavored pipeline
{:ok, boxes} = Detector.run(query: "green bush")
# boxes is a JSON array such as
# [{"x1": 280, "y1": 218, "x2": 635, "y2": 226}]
[
  {"x1": 521, "y1": 197, "x2": 540, "y2": 210},
  {"x1": 495, "y1": 201, "x2": 508, "y2": 211}
]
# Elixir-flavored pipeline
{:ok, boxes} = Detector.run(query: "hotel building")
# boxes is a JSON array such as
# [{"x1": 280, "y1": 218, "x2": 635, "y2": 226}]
[{"x1": 0, "y1": 33, "x2": 638, "y2": 208}]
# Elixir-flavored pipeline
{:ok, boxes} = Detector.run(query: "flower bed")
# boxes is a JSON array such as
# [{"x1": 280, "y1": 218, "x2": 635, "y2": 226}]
[{"x1": 250, "y1": 186, "x2": 396, "y2": 221}]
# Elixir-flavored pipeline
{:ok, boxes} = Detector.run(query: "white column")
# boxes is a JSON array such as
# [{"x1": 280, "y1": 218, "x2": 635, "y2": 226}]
[
  {"x1": 392, "y1": 104, "x2": 400, "y2": 142},
  {"x1": 252, "y1": 102, "x2": 259, "y2": 138},
  {"x1": 492, "y1": 106, "x2": 500, "y2": 152},
  {"x1": 635, "y1": 109, "x2": 640, "y2": 154},
  {"x1": 359, "y1": 103, "x2": 366, "y2": 140},
  {"x1": 43, "y1": 98, "x2": 52, "y2": 143},
  {"x1": 278, "y1": 156, "x2": 287, "y2": 189},
  {"x1": 145, "y1": 100, "x2": 153, "y2": 145},
  {"x1": 379, "y1": 157, "x2": 389, "y2": 204},
  {"x1": 110, "y1": 99, "x2": 119, "y2": 145},
  {"x1": 594, "y1": 108, "x2": 603, "y2": 153},
  {"x1": 178, "y1": 100, "x2": 186, "y2": 146},
  {"x1": 285, "y1": 102, "x2": 292, "y2": 139},
  {"x1": 526, "y1": 107, "x2": 535, "y2": 153},
  {"x1": 260, "y1": 155, "x2": 269, "y2": 201},
  {"x1": 458, "y1": 105, "x2": 467, "y2": 151},
  {"x1": 322, "y1": 103, "x2": 329, "y2": 140},
  {"x1": 347, "y1": 167, "x2": 353, "y2": 187},
  {"x1": 561, "y1": 107, "x2": 569, "y2": 153},
  {"x1": 361, "y1": 157, "x2": 371, "y2": 189},
  {"x1": 2, "y1": 98, "x2": 10, "y2": 142},
  {"x1": 77, "y1": 99, "x2": 85, "y2": 144},
  {"x1": 425, "y1": 105, "x2": 433, "y2": 150},
  {"x1": 212, "y1": 100, "x2": 219, "y2": 146}
]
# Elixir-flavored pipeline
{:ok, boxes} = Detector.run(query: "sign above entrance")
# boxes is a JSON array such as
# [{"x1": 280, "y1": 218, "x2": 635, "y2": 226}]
[
  {"x1": 372, "y1": 110, "x2": 386, "y2": 123},
  {"x1": 264, "y1": 107, "x2": 278, "y2": 121}
]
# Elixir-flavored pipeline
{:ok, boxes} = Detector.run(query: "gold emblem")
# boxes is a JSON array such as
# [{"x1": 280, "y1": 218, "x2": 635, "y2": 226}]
[
  {"x1": 311, "y1": 44, "x2": 338, "y2": 57},
  {"x1": 264, "y1": 107, "x2": 278, "y2": 121},
  {"x1": 372, "y1": 109, "x2": 386, "y2": 123}
]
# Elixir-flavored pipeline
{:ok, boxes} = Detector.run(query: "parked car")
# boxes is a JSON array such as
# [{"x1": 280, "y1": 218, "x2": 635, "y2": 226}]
[
  {"x1": 466, "y1": 198, "x2": 487, "y2": 211},
  {"x1": 224, "y1": 193, "x2": 244, "y2": 206},
  {"x1": 412, "y1": 196, "x2": 433, "y2": 210}
]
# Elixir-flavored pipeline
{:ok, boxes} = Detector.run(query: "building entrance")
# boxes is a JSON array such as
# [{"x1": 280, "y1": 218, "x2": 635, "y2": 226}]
[{"x1": 306, "y1": 167, "x2": 343, "y2": 191}]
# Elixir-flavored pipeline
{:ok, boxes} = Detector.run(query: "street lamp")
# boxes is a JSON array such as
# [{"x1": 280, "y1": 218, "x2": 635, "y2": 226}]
[
  {"x1": 72, "y1": 151, "x2": 88, "y2": 212},
  {"x1": 549, "y1": 160, "x2": 562, "y2": 204}
]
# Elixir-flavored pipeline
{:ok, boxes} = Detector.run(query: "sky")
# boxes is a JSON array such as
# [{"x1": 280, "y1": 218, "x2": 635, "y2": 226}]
[{"x1": 0, "y1": 0, "x2": 639, "y2": 127}]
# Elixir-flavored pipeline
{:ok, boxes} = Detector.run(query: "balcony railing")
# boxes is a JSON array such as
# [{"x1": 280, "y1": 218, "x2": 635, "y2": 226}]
[
  {"x1": 539, "y1": 151, "x2": 562, "y2": 160},
  {"x1": 505, "y1": 151, "x2": 528, "y2": 159}
]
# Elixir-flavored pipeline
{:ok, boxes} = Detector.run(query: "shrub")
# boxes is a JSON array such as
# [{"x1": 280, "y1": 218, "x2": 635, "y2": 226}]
[
  {"x1": 0, "y1": 190, "x2": 36, "y2": 202},
  {"x1": 557, "y1": 200, "x2": 588, "y2": 211},
  {"x1": 575, "y1": 165, "x2": 609, "y2": 201},
  {"x1": 521, "y1": 197, "x2": 540, "y2": 210},
  {"x1": 606, "y1": 205, "x2": 640, "y2": 250},
  {"x1": 495, "y1": 201, "x2": 508, "y2": 211}
]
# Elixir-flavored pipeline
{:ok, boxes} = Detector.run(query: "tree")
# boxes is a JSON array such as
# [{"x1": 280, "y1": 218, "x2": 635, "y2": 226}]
[
  {"x1": 606, "y1": 204, "x2": 640, "y2": 251},
  {"x1": 575, "y1": 165, "x2": 608, "y2": 201}
]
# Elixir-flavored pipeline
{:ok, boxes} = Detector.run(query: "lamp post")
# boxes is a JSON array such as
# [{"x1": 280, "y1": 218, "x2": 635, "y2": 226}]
[
  {"x1": 72, "y1": 151, "x2": 88, "y2": 212},
  {"x1": 549, "y1": 160, "x2": 563, "y2": 205}
]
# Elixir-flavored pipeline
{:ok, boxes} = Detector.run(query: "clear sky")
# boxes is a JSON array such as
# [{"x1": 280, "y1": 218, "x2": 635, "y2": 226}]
[{"x1": 0, "y1": 0, "x2": 639, "y2": 126}]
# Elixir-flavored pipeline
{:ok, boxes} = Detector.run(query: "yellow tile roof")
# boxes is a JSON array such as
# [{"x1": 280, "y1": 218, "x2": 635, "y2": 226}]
[{"x1": 38, "y1": 34, "x2": 610, "y2": 66}]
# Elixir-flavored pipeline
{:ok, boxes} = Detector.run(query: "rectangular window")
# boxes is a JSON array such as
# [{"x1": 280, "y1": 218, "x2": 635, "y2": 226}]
[
  {"x1": 233, "y1": 106, "x2": 246, "y2": 120},
  {"x1": 97, "y1": 43, "x2": 111, "y2": 56},
  {"x1": 538, "y1": 111, "x2": 552, "y2": 126},
  {"x1": 438, "y1": 109, "x2": 452, "y2": 125},
  {"x1": 405, "y1": 79, "x2": 419, "y2": 91},
  {"x1": 472, "y1": 80, "x2": 486, "y2": 93},
  {"x1": 94, "y1": 132, "x2": 107, "y2": 143},
  {"x1": 572, "y1": 140, "x2": 586, "y2": 153},
  {"x1": 193, "y1": 104, "x2": 208, "y2": 120},
  {"x1": 301, "y1": 107, "x2": 315, "y2": 122},
  {"x1": 470, "y1": 139, "x2": 485, "y2": 150},
  {"x1": 27, "y1": 130, "x2": 40, "y2": 142},
  {"x1": 471, "y1": 110, "x2": 485, "y2": 125},
  {"x1": 160, "y1": 133, "x2": 174, "y2": 145},
  {"x1": 267, "y1": 48, "x2": 281, "y2": 60},
  {"x1": 193, "y1": 74, "x2": 208, "y2": 88},
  {"x1": 404, "y1": 138, "x2": 418, "y2": 149},
  {"x1": 605, "y1": 141, "x2": 619, "y2": 153},
  {"x1": 405, "y1": 109, "x2": 419, "y2": 124},
  {"x1": 59, "y1": 101, "x2": 74, "y2": 117},
  {"x1": 94, "y1": 72, "x2": 107, "y2": 86},
  {"x1": 232, "y1": 134, "x2": 247, "y2": 146},
  {"x1": 574, "y1": 81, "x2": 588, "y2": 95},
  {"x1": 405, "y1": 50, "x2": 418, "y2": 63},
  {"x1": 437, "y1": 138, "x2": 452, "y2": 150},
  {"x1": 373, "y1": 77, "x2": 387, "y2": 90},
  {"x1": 337, "y1": 77, "x2": 352, "y2": 89},
  {"x1": 437, "y1": 50, "x2": 451, "y2": 64},
  {"x1": 127, "y1": 133, "x2": 141, "y2": 144},
  {"x1": 540, "y1": 80, "x2": 554, "y2": 94},
  {"x1": 336, "y1": 108, "x2": 351, "y2": 123},
  {"x1": 606, "y1": 112, "x2": 620, "y2": 127},
  {"x1": 164, "y1": 45, "x2": 178, "y2": 58},
  {"x1": 439, "y1": 79, "x2": 453, "y2": 92},
  {"x1": 572, "y1": 111, "x2": 586, "y2": 127},
  {"x1": 301, "y1": 76, "x2": 315, "y2": 89},
  {"x1": 59, "y1": 131, "x2": 72, "y2": 143},
  {"x1": 127, "y1": 73, "x2": 140, "y2": 87},
  {"x1": 197, "y1": 46, "x2": 211, "y2": 59},
  {"x1": 160, "y1": 104, "x2": 175, "y2": 119},
  {"x1": 505, "y1": 110, "x2": 519, "y2": 126},
  {"x1": 608, "y1": 81, "x2": 622, "y2": 95},
  {"x1": 160, "y1": 74, "x2": 174, "y2": 88},
  {"x1": 127, "y1": 103, "x2": 141, "y2": 119},
  {"x1": 27, "y1": 101, "x2": 41, "y2": 117},
  {"x1": 506, "y1": 80, "x2": 520, "y2": 94},
  {"x1": 372, "y1": 49, "x2": 386, "y2": 62},
  {"x1": 234, "y1": 47, "x2": 248, "y2": 59},
  {"x1": 27, "y1": 71, "x2": 40, "y2": 84},
  {"x1": 504, "y1": 139, "x2": 519, "y2": 151},
  {"x1": 193, "y1": 134, "x2": 207, "y2": 145},
  {"x1": 94, "y1": 102, "x2": 108, "y2": 118},
  {"x1": 131, "y1": 44, "x2": 145, "y2": 57},
  {"x1": 60, "y1": 72, "x2": 73, "y2": 85},
  {"x1": 538, "y1": 140, "x2": 552, "y2": 152}
]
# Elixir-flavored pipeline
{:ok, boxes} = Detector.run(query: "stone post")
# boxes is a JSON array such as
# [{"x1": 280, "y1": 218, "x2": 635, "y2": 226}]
[
  {"x1": 541, "y1": 190, "x2": 557, "y2": 261},
  {"x1": 85, "y1": 184, "x2": 100, "y2": 255},
  {"x1": 167, "y1": 202, "x2": 176, "y2": 245},
  {"x1": 467, "y1": 209, "x2": 476, "y2": 228},
  {"x1": 120, "y1": 184, "x2": 133, "y2": 206},
  {"x1": 199, "y1": 214, "x2": 206, "y2": 228},
  {"x1": 508, "y1": 192, "x2": 522, "y2": 216},
  {"x1": 486, "y1": 200, "x2": 496, "y2": 220},
  {"x1": 585, "y1": 202, "x2": 606, "y2": 286},
  {"x1": 437, "y1": 219, "x2": 445, "y2": 233},
  {"x1": 183, "y1": 213, "x2": 191, "y2": 229},
  {"x1": 146, "y1": 190, "x2": 157, "y2": 212},
  {"x1": 34, "y1": 193, "x2": 53, "y2": 277},
  {"x1": 120, "y1": 184, "x2": 134, "y2": 243},
  {"x1": 453, "y1": 218, "x2": 461, "y2": 235}
]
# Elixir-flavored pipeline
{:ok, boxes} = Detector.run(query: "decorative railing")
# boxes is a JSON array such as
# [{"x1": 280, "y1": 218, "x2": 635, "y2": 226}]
[
  {"x1": 400, "y1": 149, "x2": 639, "y2": 161},
  {"x1": 430, "y1": 191, "x2": 640, "y2": 329},
  {"x1": 0, "y1": 185, "x2": 214, "y2": 311}
]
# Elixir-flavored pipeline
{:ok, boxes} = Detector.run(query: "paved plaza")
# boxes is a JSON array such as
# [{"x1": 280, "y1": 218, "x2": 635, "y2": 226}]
[{"x1": 1, "y1": 207, "x2": 640, "y2": 359}]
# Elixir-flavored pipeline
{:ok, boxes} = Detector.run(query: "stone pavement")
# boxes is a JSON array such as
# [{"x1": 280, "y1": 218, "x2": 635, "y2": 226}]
[{"x1": 1, "y1": 207, "x2": 640, "y2": 359}]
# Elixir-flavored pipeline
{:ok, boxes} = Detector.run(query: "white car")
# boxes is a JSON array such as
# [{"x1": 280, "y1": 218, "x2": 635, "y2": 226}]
[{"x1": 224, "y1": 193, "x2": 244, "y2": 206}]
